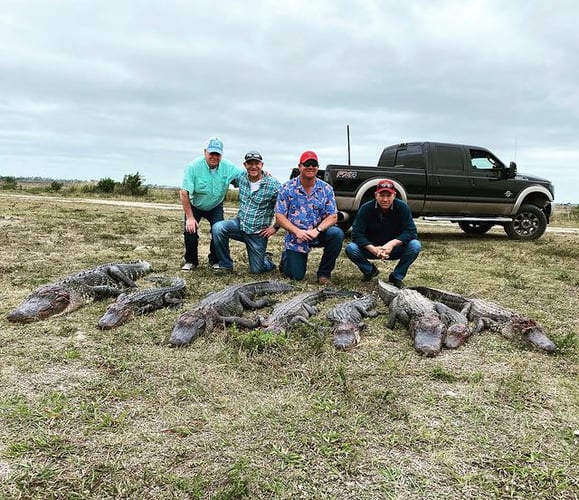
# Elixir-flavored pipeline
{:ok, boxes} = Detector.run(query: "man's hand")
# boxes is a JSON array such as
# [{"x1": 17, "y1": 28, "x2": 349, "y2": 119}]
[
  {"x1": 260, "y1": 226, "x2": 277, "y2": 239},
  {"x1": 185, "y1": 217, "x2": 198, "y2": 234},
  {"x1": 294, "y1": 228, "x2": 317, "y2": 242}
]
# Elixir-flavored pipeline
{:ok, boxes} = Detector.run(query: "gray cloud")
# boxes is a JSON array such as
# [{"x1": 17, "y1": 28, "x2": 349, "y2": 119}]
[{"x1": 0, "y1": 0, "x2": 577, "y2": 201}]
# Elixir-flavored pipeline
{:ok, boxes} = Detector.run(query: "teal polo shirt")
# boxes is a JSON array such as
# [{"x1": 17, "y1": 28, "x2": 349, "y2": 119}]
[{"x1": 181, "y1": 156, "x2": 244, "y2": 210}]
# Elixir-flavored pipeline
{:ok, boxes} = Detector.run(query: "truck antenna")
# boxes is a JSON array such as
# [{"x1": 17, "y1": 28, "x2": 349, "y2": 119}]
[{"x1": 346, "y1": 124, "x2": 351, "y2": 166}]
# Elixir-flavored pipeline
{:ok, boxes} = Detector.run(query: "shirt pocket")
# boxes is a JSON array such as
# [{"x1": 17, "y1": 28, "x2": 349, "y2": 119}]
[{"x1": 196, "y1": 179, "x2": 210, "y2": 194}]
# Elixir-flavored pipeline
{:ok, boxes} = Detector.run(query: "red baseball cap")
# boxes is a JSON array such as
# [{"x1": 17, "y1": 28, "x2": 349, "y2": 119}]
[
  {"x1": 299, "y1": 151, "x2": 318, "y2": 164},
  {"x1": 376, "y1": 179, "x2": 396, "y2": 194}
]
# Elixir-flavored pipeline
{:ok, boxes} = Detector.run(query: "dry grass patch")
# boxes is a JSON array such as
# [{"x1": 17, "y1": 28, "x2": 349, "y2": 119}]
[{"x1": 0, "y1": 193, "x2": 577, "y2": 499}]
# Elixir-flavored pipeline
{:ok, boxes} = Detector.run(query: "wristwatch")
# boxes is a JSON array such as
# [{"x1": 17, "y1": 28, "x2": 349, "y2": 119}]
[{"x1": 316, "y1": 226, "x2": 323, "y2": 233}]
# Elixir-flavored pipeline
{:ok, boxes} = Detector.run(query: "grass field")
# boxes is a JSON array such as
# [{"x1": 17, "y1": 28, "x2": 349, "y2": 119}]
[{"x1": 0, "y1": 193, "x2": 577, "y2": 499}]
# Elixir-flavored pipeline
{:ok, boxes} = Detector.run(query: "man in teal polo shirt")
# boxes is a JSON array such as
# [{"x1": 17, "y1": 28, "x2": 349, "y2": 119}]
[{"x1": 179, "y1": 137, "x2": 244, "y2": 270}]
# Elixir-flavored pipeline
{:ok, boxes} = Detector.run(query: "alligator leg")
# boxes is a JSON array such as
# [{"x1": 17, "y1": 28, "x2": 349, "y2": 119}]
[
  {"x1": 216, "y1": 314, "x2": 261, "y2": 329},
  {"x1": 90, "y1": 285, "x2": 128, "y2": 298},
  {"x1": 103, "y1": 265, "x2": 139, "y2": 288},
  {"x1": 238, "y1": 293, "x2": 271, "y2": 309},
  {"x1": 288, "y1": 315, "x2": 316, "y2": 328}
]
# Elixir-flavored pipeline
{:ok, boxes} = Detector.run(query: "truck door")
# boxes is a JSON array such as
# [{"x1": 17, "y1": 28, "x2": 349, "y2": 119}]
[
  {"x1": 424, "y1": 144, "x2": 469, "y2": 214},
  {"x1": 466, "y1": 149, "x2": 514, "y2": 215}
]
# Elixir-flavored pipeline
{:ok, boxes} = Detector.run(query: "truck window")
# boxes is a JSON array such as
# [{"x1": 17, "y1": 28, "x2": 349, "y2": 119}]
[
  {"x1": 395, "y1": 145, "x2": 423, "y2": 169},
  {"x1": 432, "y1": 145, "x2": 464, "y2": 173},
  {"x1": 469, "y1": 149, "x2": 504, "y2": 170}
]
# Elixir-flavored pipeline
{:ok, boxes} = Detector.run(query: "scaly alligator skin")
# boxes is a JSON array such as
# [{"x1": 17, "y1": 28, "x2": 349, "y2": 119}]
[
  {"x1": 169, "y1": 280, "x2": 294, "y2": 347},
  {"x1": 380, "y1": 283, "x2": 445, "y2": 356},
  {"x1": 434, "y1": 302, "x2": 471, "y2": 349},
  {"x1": 261, "y1": 289, "x2": 354, "y2": 333},
  {"x1": 326, "y1": 295, "x2": 378, "y2": 350},
  {"x1": 377, "y1": 280, "x2": 400, "y2": 306},
  {"x1": 7, "y1": 261, "x2": 152, "y2": 323},
  {"x1": 98, "y1": 276, "x2": 186, "y2": 330},
  {"x1": 414, "y1": 286, "x2": 556, "y2": 353}
]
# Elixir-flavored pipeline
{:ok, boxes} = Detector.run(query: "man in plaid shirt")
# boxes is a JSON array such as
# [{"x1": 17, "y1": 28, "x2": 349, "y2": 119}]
[{"x1": 212, "y1": 150, "x2": 281, "y2": 273}]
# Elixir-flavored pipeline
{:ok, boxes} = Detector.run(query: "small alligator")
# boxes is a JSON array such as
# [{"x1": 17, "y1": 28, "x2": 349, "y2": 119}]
[
  {"x1": 7, "y1": 261, "x2": 152, "y2": 323},
  {"x1": 414, "y1": 286, "x2": 556, "y2": 353},
  {"x1": 98, "y1": 276, "x2": 186, "y2": 330},
  {"x1": 326, "y1": 295, "x2": 378, "y2": 350},
  {"x1": 169, "y1": 280, "x2": 294, "y2": 347},
  {"x1": 380, "y1": 280, "x2": 445, "y2": 357},
  {"x1": 261, "y1": 289, "x2": 355, "y2": 334}
]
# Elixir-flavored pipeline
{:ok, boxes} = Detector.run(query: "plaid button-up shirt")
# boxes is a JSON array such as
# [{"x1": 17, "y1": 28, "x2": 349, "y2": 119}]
[{"x1": 237, "y1": 173, "x2": 281, "y2": 233}]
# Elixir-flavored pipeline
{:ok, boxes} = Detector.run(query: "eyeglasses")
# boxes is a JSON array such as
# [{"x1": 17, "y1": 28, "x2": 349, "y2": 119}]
[
  {"x1": 301, "y1": 160, "x2": 319, "y2": 168},
  {"x1": 244, "y1": 153, "x2": 263, "y2": 161}
]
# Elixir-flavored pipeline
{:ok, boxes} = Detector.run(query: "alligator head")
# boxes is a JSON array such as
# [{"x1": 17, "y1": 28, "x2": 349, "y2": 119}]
[
  {"x1": 7, "y1": 285, "x2": 83, "y2": 323},
  {"x1": 97, "y1": 302, "x2": 135, "y2": 330},
  {"x1": 169, "y1": 310, "x2": 208, "y2": 347}
]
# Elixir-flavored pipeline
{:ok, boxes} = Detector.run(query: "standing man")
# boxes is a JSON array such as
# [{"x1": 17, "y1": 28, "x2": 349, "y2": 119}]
[
  {"x1": 211, "y1": 150, "x2": 281, "y2": 273},
  {"x1": 345, "y1": 179, "x2": 422, "y2": 288},
  {"x1": 275, "y1": 150, "x2": 345, "y2": 285},
  {"x1": 179, "y1": 137, "x2": 244, "y2": 270}
]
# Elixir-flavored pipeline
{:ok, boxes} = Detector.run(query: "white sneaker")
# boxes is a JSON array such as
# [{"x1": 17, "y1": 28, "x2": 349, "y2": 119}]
[{"x1": 181, "y1": 262, "x2": 197, "y2": 271}]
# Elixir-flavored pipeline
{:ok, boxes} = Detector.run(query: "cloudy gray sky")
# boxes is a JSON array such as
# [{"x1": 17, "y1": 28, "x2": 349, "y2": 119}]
[{"x1": 1, "y1": 0, "x2": 577, "y2": 202}]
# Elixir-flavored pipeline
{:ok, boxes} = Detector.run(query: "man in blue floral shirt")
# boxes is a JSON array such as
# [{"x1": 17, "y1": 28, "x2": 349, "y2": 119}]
[
  {"x1": 212, "y1": 150, "x2": 281, "y2": 273},
  {"x1": 275, "y1": 151, "x2": 345, "y2": 285}
]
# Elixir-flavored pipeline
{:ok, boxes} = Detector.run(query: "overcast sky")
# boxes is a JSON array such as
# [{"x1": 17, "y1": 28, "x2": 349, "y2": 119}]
[{"x1": 1, "y1": 0, "x2": 577, "y2": 202}]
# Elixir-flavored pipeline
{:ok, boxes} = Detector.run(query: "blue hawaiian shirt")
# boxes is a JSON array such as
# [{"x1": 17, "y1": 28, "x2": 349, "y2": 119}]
[{"x1": 275, "y1": 176, "x2": 338, "y2": 253}]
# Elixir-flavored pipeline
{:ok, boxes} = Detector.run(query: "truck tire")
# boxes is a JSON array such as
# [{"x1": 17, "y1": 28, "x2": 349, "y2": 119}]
[
  {"x1": 503, "y1": 204, "x2": 547, "y2": 240},
  {"x1": 458, "y1": 221, "x2": 494, "y2": 235},
  {"x1": 337, "y1": 218, "x2": 353, "y2": 233}
]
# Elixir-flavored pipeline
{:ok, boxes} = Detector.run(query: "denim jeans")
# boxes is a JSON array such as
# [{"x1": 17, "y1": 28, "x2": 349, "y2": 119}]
[
  {"x1": 183, "y1": 203, "x2": 224, "y2": 266},
  {"x1": 212, "y1": 218, "x2": 275, "y2": 274},
  {"x1": 345, "y1": 239, "x2": 422, "y2": 280},
  {"x1": 280, "y1": 226, "x2": 345, "y2": 280}
]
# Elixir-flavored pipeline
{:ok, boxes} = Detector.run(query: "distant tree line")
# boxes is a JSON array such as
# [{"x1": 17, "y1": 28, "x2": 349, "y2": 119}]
[{"x1": 1, "y1": 173, "x2": 149, "y2": 197}]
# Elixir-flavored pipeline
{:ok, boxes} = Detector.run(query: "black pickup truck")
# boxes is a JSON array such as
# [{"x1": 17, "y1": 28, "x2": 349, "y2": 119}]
[{"x1": 319, "y1": 141, "x2": 555, "y2": 240}]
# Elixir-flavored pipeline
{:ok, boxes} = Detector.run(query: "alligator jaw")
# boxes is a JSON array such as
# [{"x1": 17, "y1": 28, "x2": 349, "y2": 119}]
[
  {"x1": 169, "y1": 312, "x2": 207, "y2": 347},
  {"x1": 97, "y1": 304, "x2": 135, "y2": 330},
  {"x1": 7, "y1": 287, "x2": 76, "y2": 323},
  {"x1": 524, "y1": 325, "x2": 556, "y2": 353}
]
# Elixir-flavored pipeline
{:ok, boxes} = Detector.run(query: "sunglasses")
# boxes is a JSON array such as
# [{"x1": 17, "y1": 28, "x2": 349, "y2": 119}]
[
  {"x1": 245, "y1": 153, "x2": 263, "y2": 161},
  {"x1": 301, "y1": 160, "x2": 319, "y2": 168}
]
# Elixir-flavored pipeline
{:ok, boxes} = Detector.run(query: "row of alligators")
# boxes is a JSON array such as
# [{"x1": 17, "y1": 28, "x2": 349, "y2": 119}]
[{"x1": 6, "y1": 260, "x2": 557, "y2": 354}]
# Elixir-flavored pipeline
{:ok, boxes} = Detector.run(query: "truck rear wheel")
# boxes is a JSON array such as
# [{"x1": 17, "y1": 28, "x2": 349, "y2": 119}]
[
  {"x1": 458, "y1": 221, "x2": 494, "y2": 235},
  {"x1": 503, "y1": 204, "x2": 547, "y2": 240}
]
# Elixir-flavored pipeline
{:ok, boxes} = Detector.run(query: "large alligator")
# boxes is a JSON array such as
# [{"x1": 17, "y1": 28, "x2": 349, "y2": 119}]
[
  {"x1": 414, "y1": 286, "x2": 556, "y2": 353},
  {"x1": 7, "y1": 261, "x2": 152, "y2": 323},
  {"x1": 98, "y1": 276, "x2": 186, "y2": 330},
  {"x1": 169, "y1": 280, "x2": 294, "y2": 347},
  {"x1": 261, "y1": 289, "x2": 355, "y2": 334},
  {"x1": 326, "y1": 295, "x2": 378, "y2": 350},
  {"x1": 383, "y1": 282, "x2": 445, "y2": 357}
]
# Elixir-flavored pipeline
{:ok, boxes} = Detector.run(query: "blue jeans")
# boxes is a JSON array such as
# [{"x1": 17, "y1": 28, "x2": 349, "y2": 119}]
[
  {"x1": 183, "y1": 203, "x2": 224, "y2": 266},
  {"x1": 345, "y1": 239, "x2": 422, "y2": 280},
  {"x1": 280, "y1": 226, "x2": 345, "y2": 281},
  {"x1": 212, "y1": 219, "x2": 275, "y2": 274}
]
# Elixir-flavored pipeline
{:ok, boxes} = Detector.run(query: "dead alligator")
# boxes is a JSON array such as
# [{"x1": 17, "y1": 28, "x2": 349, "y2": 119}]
[
  {"x1": 381, "y1": 281, "x2": 445, "y2": 357},
  {"x1": 7, "y1": 261, "x2": 152, "y2": 323},
  {"x1": 169, "y1": 280, "x2": 294, "y2": 347},
  {"x1": 98, "y1": 276, "x2": 186, "y2": 330},
  {"x1": 261, "y1": 289, "x2": 355, "y2": 334},
  {"x1": 326, "y1": 295, "x2": 378, "y2": 350},
  {"x1": 414, "y1": 286, "x2": 556, "y2": 353}
]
